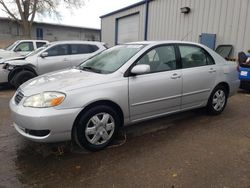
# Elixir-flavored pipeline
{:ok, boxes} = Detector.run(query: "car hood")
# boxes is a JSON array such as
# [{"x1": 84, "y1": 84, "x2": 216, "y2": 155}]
[
  {"x1": 0, "y1": 50, "x2": 18, "y2": 59},
  {"x1": 20, "y1": 68, "x2": 114, "y2": 96},
  {"x1": 0, "y1": 56, "x2": 26, "y2": 64}
]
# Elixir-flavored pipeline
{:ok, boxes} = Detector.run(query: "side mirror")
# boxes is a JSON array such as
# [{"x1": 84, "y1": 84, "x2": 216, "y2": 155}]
[
  {"x1": 131, "y1": 64, "x2": 150, "y2": 75},
  {"x1": 40, "y1": 52, "x2": 48, "y2": 58}
]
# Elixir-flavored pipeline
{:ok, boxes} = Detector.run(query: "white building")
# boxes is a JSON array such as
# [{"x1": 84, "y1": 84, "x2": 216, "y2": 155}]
[
  {"x1": 0, "y1": 17, "x2": 100, "y2": 48},
  {"x1": 101, "y1": 0, "x2": 250, "y2": 58}
]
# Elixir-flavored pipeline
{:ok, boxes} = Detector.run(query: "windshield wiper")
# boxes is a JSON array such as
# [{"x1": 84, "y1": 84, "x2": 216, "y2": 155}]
[{"x1": 81, "y1": 66, "x2": 101, "y2": 73}]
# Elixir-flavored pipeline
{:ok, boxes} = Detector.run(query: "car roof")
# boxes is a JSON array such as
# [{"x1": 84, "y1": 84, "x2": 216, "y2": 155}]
[
  {"x1": 49, "y1": 41, "x2": 105, "y2": 45},
  {"x1": 17, "y1": 40, "x2": 49, "y2": 43},
  {"x1": 126, "y1": 40, "x2": 204, "y2": 46}
]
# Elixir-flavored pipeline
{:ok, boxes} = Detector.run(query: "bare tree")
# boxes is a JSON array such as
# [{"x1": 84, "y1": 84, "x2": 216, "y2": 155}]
[{"x1": 0, "y1": 0, "x2": 86, "y2": 38}]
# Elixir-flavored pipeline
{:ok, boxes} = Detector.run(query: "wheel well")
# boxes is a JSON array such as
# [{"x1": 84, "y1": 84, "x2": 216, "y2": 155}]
[
  {"x1": 216, "y1": 82, "x2": 230, "y2": 95},
  {"x1": 71, "y1": 100, "x2": 124, "y2": 140},
  {"x1": 8, "y1": 65, "x2": 37, "y2": 82}
]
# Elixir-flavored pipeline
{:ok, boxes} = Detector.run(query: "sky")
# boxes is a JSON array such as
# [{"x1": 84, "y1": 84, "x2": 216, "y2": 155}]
[{"x1": 0, "y1": 0, "x2": 142, "y2": 29}]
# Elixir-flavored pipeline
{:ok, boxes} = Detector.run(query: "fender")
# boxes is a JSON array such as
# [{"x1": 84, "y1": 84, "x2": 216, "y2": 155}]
[{"x1": 8, "y1": 64, "x2": 38, "y2": 82}]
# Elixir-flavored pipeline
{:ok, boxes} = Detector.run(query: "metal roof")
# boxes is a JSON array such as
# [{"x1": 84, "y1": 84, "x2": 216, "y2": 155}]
[
  {"x1": 0, "y1": 17, "x2": 100, "y2": 31},
  {"x1": 100, "y1": 0, "x2": 153, "y2": 18}
]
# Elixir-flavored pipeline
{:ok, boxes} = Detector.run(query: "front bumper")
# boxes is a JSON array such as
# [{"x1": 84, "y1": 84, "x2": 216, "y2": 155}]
[
  {"x1": 9, "y1": 96, "x2": 82, "y2": 143},
  {"x1": 0, "y1": 64, "x2": 9, "y2": 83}
]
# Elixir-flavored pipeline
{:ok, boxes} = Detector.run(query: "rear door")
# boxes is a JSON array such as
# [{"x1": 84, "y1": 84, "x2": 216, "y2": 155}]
[
  {"x1": 70, "y1": 44, "x2": 100, "y2": 66},
  {"x1": 178, "y1": 44, "x2": 217, "y2": 109},
  {"x1": 37, "y1": 44, "x2": 71, "y2": 75}
]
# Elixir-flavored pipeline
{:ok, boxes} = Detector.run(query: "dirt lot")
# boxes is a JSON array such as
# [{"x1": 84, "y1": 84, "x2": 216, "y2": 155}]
[{"x1": 0, "y1": 86, "x2": 250, "y2": 188}]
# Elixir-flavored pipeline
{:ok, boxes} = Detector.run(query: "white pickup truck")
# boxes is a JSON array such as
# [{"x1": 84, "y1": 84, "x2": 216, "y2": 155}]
[{"x1": 0, "y1": 40, "x2": 49, "y2": 60}]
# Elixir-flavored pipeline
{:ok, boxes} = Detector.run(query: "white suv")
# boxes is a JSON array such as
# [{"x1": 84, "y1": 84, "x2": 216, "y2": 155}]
[
  {"x1": 0, "y1": 41, "x2": 107, "y2": 88},
  {"x1": 0, "y1": 40, "x2": 49, "y2": 59}
]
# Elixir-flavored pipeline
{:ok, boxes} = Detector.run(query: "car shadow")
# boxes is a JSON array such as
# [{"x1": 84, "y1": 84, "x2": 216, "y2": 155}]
[
  {"x1": 0, "y1": 83, "x2": 14, "y2": 91},
  {"x1": 238, "y1": 89, "x2": 250, "y2": 94},
  {"x1": 14, "y1": 107, "x2": 207, "y2": 158}
]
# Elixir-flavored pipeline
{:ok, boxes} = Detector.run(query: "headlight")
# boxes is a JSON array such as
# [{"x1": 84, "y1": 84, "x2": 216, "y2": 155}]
[
  {"x1": 23, "y1": 92, "x2": 66, "y2": 108},
  {"x1": 7, "y1": 64, "x2": 15, "y2": 70}
]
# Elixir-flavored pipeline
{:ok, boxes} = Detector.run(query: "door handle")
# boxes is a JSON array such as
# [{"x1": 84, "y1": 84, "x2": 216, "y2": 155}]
[
  {"x1": 209, "y1": 68, "x2": 216, "y2": 73},
  {"x1": 63, "y1": 58, "x2": 68, "y2": 61},
  {"x1": 171, "y1": 73, "x2": 181, "y2": 79}
]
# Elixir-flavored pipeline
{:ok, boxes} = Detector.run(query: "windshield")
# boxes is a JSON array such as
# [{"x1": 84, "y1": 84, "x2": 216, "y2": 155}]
[
  {"x1": 26, "y1": 46, "x2": 46, "y2": 57},
  {"x1": 5, "y1": 41, "x2": 19, "y2": 51},
  {"x1": 25, "y1": 43, "x2": 51, "y2": 57},
  {"x1": 79, "y1": 44, "x2": 144, "y2": 74}
]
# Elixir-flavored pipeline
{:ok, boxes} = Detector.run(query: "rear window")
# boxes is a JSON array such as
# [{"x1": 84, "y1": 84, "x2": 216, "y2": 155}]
[
  {"x1": 70, "y1": 44, "x2": 99, "y2": 55},
  {"x1": 36, "y1": 42, "x2": 47, "y2": 48}
]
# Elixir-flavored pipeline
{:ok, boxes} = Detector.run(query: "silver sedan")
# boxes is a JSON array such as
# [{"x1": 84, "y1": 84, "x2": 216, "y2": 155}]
[{"x1": 9, "y1": 41, "x2": 240, "y2": 151}]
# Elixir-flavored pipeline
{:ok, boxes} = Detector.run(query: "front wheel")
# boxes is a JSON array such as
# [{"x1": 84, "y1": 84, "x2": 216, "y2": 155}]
[
  {"x1": 74, "y1": 105, "x2": 121, "y2": 151},
  {"x1": 206, "y1": 85, "x2": 228, "y2": 115},
  {"x1": 10, "y1": 70, "x2": 36, "y2": 89}
]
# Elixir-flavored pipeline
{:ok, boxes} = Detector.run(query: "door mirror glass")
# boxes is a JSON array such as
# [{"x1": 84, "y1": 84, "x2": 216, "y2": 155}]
[
  {"x1": 40, "y1": 52, "x2": 48, "y2": 58},
  {"x1": 131, "y1": 64, "x2": 150, "y2": 75}
]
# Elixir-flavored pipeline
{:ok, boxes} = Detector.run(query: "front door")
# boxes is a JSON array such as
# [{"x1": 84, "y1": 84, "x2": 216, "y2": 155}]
[
  {"x1": 37, "y1": 44, "x2": 71, "y2": 75},
  {"x1": 128, "y1": 45, "x2": 182, "y2": 121}
]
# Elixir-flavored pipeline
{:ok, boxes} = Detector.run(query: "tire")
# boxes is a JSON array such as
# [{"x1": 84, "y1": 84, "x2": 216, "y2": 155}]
[
  {"x1": 207, "y1": 85, "x2": 228, "y2": 115},
  {"x1": 10, "y1": 70, "x2": 36, "y2": 89},
  {"x1": 74, "y1": 105, "x2": 121, "y2": 151}
]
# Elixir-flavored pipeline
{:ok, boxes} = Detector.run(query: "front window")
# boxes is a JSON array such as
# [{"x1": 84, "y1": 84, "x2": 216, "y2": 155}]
[
  {"x1": 14, "y1": 42, "x2": 34, "y2": 52},
  {"x1": 136, "y1": 45, "x2": 177, "y2": 73},
  {"x1": 79, "y1": 44, "x2": 144, "y2": 74},
  {"x1": 46, "y1": 44, "x2": 69, "y2": 56}
]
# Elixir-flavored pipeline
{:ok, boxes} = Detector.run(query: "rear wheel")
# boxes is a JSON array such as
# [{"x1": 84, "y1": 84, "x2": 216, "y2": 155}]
[
  {"x1": 74, "y1": 105, "x2": 121, "y2": 151},
  {"x1": 207, "y1": 85, "x2": 228, "y2": 115},
  {"x1": 10, "y1": 70, "x2": 36, "y2": 89}
]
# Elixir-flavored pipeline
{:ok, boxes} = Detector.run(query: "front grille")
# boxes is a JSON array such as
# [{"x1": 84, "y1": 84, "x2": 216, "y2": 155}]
[{"x1": 14, "y1": 91, "x2": 24, "y2": 105}]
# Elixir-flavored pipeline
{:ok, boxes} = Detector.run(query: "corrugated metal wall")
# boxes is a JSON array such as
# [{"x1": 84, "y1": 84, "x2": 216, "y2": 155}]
[
  {"x1": 101, "y1": 0, "x2": 250, "y2": 57},
  {"x1": 147, "y1": 0, "x2": 250, "y2": 57},
  {"x1": 101, "y1": 5, "x2": 145, "y2": 47}
]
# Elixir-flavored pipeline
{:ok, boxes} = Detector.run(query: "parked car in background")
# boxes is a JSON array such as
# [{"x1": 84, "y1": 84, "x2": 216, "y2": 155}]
[
  {"x1": 238, "y1": 51, "x2": 250, "y2": 90},
  {"x1": 9, "y1": 41, "x2": 239, "y2": 151},
  {"x1": 0, "y1": 41, "x2": 107, "y2": 88},
  {"x1": 0, "y1": 40, "x2": 49, "y2": 60}
]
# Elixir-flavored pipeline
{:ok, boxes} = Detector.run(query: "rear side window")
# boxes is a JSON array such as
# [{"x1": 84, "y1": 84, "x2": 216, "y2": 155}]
[
  {"x1": 36, "y1": 42, "x2": 47, "y2": 48},
  {"x1": 179, "y1": 45, "x2": 215, "y2": 68},
  {"x1": 46, "y1": 44, "x2": 69, "y2": 56},
  {"x1": 70, "y1": 44, "x2": 99, "y2": 54},
  {"x1": 14, "y1": 42, "x2": 34, "y2": 52}
]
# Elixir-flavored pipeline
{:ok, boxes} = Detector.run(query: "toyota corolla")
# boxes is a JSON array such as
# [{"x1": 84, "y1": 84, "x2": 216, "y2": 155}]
[{"x1": 9, "y1": 41, "x2": 239, "y2": 151}]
